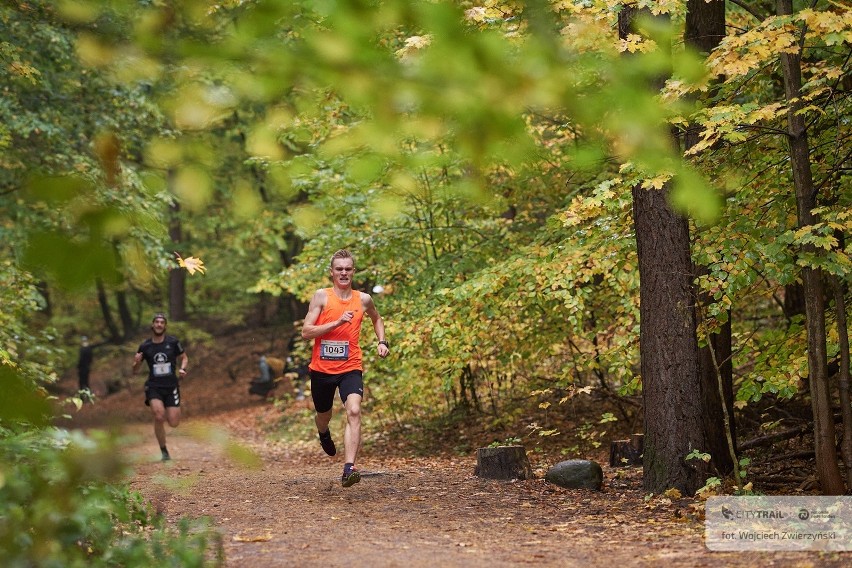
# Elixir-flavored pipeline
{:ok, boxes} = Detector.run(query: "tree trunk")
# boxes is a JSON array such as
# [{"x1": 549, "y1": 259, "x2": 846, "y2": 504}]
[
  {"x1": 632, "y1": 183, "x2": 708, "y2": 495},
  {"x1": 115, "y1": 289, "x2": 134, "y2": 340},
  {"x1": 36, "y1": 281, "x2": 52, "y2": 318},
  {"x1": 776, "y1": 0, "x2": 844, "y2": 494},
  {"x1": 684, "y1": 0, "x2": 726, "y2": 54},
  {"x1": 783, "y1": 282, "x2": 807, "y2": 321},
  {"x1": 832, "y1": 276, "x2": 852, "y2": 491},
  {"x1": 684, "y1": 0, "x2": 735, "y2": 477},
  {"x1": 698, "y1": 316, "x2": 736, "y2": 475},
  {"x1": 96, "y1": 278, "x2": 121, "y2": 343},
  {"x1": 168, "y1": 198, "x2": 186, "y2": 322},
  {"x1": 620, "y1": 5, "x2": 708, "y2": 495},
  {"x1": 279, "y1": 233, "x2": 307, "y2": 322}
]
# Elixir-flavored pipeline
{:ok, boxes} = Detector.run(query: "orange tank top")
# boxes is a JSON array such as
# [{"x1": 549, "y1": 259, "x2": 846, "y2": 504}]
[{"x1": 309, "y1": 288, "x2": 364, "y2": 375}]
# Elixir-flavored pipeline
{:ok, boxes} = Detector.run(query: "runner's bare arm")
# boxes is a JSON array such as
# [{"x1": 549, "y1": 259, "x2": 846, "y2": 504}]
[
  {"x1": 178, "y1": 352, "x2": 188, "y2": 377},
  {"x1": 362, "y1": 293, "x2": 389, "y2": 358},
  {"x1": 301, "y1": 289, "x2": 353, "y2": 339}
]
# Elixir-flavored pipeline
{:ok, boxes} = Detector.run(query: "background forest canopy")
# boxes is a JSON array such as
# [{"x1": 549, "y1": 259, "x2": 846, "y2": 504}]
[{"x1": 1, "y1": 0, "x2": 852, "y2": 495}]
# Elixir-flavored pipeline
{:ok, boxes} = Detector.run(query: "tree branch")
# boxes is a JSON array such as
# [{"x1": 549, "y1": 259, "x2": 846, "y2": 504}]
[{"x1": 728, "y1": 0, "x2": 765, "y2": 22}]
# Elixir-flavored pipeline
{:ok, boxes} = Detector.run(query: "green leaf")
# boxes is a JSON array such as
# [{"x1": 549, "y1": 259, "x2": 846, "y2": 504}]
[
  {"x1": 669, "y1": 167, "x2": 721, "y2": 225},
  {"x1": 25, "y1": 175, "x2": 91, "y2": 204},
  {"x1": 22, "y1": 231, "x2": 119, "y2": 291},
  {"x1": 0, "y1": 365, "x2": 51, "y2": 426}
]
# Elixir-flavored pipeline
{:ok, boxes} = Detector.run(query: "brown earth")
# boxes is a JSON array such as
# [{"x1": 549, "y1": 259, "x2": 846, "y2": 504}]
[{"x1": 58, "y1": 328, "x2": 849, "y2": 567}]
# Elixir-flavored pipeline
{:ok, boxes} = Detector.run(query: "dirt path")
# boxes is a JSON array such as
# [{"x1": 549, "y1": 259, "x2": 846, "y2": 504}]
[
  {"x1": 61, "y1": 329, "x2": 847, "y2": 567},
  {"x1": 118, "y1": 408, "x2": 845, "y2": 568}
]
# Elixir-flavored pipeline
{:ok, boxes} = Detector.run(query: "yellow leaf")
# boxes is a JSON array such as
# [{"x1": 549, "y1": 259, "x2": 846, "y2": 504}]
[
  {"x1": 641, "y1": 174, "x2": 671, "y2": 190},
  {"x1": 175, "y1": 252, "x2": 207, "y2": 275},
  {"x1": 663, "y1": 488, "x2": 682, "y2": 500},
  {"x1": 233, "y1": 533, "x2": 272, "y2": 542}
]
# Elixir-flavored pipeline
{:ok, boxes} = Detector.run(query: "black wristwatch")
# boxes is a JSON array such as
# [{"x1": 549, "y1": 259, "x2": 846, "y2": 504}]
[{"x1": 378, "y1": 340, "x2": 389, "y2": 348}]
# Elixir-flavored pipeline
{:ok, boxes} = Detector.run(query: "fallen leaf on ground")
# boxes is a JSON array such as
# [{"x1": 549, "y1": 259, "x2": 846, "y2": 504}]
[
  {"x1": 663, "y1": 488, "x2": 682, "y2": 500},
  {"x1": 233, "y1": 533, "x2": 272, "y2": 542}
]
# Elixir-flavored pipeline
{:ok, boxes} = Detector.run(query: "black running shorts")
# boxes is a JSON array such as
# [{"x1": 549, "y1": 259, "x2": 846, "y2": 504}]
[
  {"x1": 310, "y1": 369, "x2": 363, "y2": 413},
  {"x1": 144, "y1": 385, "x2": 181, "y2": 407}
]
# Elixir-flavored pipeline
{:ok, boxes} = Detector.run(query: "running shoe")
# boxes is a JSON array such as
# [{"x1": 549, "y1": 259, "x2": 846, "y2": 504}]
[
  {"x1": 318, "y1": 431, "x2": 336, "y2": 456},
  {"x1": 341, "y1": 468, "x2": 361, "y2": 487}
]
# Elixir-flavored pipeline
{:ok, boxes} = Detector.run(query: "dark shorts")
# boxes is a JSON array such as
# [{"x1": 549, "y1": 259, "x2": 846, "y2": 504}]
[
  {"x1": 310, "y1": 370, "x2": 363, "y2": 413},
  {"x1": 144, "y1": 384, "x2": 181, "y2": 408}
]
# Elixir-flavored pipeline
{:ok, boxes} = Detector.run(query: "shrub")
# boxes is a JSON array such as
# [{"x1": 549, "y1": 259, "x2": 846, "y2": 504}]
[{"x1": 0, "y1": 426, "x2": 223, "y2": 567}]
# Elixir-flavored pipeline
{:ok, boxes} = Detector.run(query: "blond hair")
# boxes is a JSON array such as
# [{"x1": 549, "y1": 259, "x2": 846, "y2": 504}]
[{"x1": 329, "y1": 249, "x2": 355, "y2": 269}]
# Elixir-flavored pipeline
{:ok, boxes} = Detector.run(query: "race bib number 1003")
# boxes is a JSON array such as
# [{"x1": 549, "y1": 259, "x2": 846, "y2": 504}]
[{"x1": 320, "y1": 340, "x2": 349, "y2": 361}]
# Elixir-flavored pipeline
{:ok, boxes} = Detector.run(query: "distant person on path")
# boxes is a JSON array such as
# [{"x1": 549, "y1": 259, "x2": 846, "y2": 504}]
[
  {"x1": 302, "y1": 249, "x2": 389, "y2": 487},
  {"x1": 256, "y1": 353, "x2": 272, "y2": 383},
  {"x1": 249, "y1": 351, "x2": 285, "y2": 397},
  {"x1": 77, "y1": 335, "x2": 93, "y2": 393},
  {"x1": 132, "y1": 313, "x2": 188, "y2": 461}
]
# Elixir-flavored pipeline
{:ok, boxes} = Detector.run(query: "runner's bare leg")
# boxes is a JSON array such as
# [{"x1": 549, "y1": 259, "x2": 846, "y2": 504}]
[{"x1": 343, "y1": 394, "x2": 362, "y2": 465}]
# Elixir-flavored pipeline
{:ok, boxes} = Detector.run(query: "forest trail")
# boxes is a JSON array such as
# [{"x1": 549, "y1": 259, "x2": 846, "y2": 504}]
[
  {"x1": 109, "y1": 408, "x2": 842, "y2": 568},
  {"x1": 120, "y1": 409, "x2": 691, "y2": 568},
  {"x1": 60, "y1": 329, "x2": 847, "y2": 567}
]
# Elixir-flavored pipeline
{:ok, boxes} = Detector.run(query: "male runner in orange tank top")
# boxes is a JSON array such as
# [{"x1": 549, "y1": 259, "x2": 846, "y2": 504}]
[{"x1": 302, "y1": 249, "x2": 389, "y2": 487}]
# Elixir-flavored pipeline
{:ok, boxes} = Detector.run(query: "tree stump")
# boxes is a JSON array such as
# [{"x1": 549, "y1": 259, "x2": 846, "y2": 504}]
[
  {"x1": 609, "y1": 433, "x2": 644, "y2": 467},
  {"x1": 474, "y1": 446, "x2": 532, "y2": 480}
]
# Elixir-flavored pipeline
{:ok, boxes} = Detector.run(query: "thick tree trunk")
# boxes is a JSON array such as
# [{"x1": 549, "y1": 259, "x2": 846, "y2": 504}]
[
  {"x1": 620, "y1": 5, "x2": 708, "y2": 495},
  {"x1": 684, "y1": 0, "x2": 726, "y2": 53},
  {"x1": 632, "y1": 184, "x2": 707, "y2": 495},
  {"x1": 684, "y1": 0, "x2": 735, "y2": 477},
  {"x1": 776, "y1": 0, "x2": 844, "y2": 494},
  {"x1": 168, "y1": 198, "x2": 186, "y2": 322}
]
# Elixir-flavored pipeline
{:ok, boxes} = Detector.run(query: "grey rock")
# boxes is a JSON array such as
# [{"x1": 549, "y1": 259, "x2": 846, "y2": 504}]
[{"x1": 545, "y1": 459, "x2": 603, "y2": 490}]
